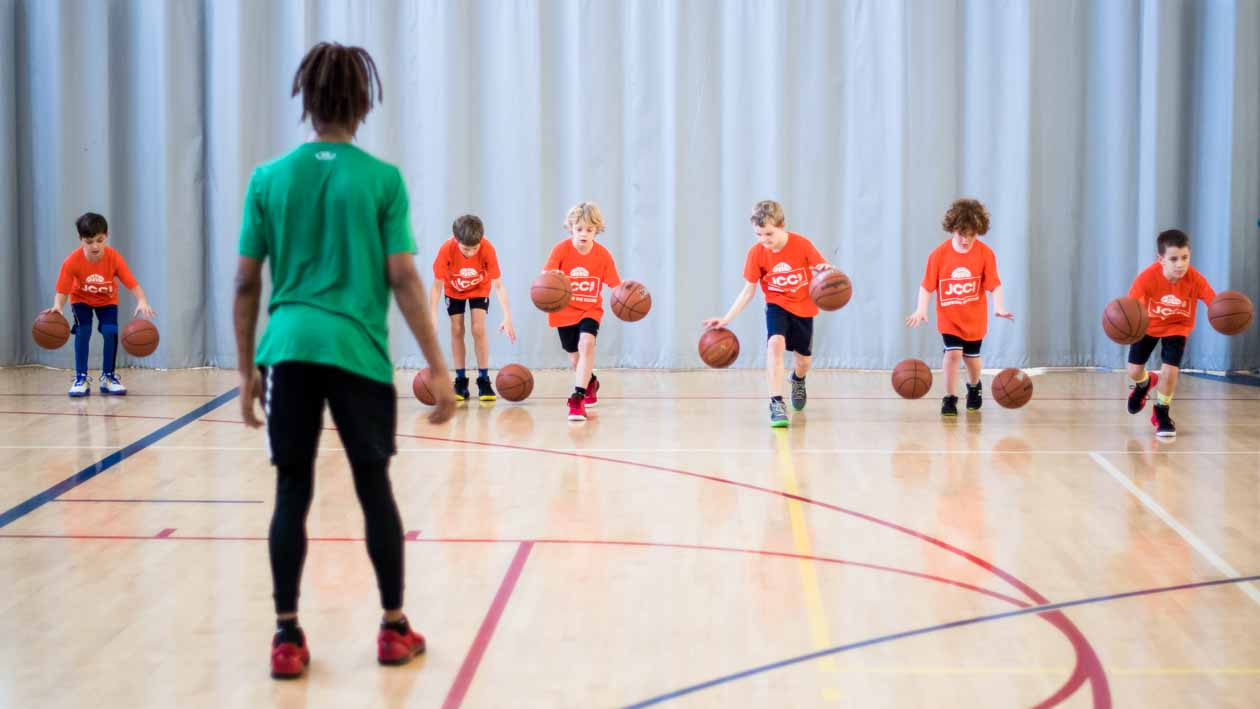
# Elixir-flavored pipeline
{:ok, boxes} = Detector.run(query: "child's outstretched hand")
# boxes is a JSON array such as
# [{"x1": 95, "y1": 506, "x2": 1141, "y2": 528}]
[
  {"x1": 135, "y1": 302, "x2": 157, "y2": 319},
  {"x1": 500, "y1": 318, "x2": 517, "y2": 343},
  {"x1": 701, "y1": 318, "x2": 727, "y2": 330},
  {"x1": 905, "y1": 310, "x2": 928, "y2": 328},
  {"x1": 995, "y1": 310, "x2": 1015, "y2": 321},
  {"x1": 40, "y1": 307, "x2": 61, "y2": 315},
  {"x1": 812, "y1": 263, "x2": 834, "y2": 272}
]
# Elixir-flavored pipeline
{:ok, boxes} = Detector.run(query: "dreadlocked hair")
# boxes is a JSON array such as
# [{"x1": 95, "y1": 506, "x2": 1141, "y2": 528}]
[{"x1": 290, "y1": 42, "x2": 383, "y2": 130}]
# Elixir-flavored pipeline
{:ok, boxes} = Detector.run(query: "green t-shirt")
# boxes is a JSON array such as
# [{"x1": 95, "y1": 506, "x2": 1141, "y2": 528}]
[{"x1": 238, "y1": 142, "x2": 415, "y2": 384}]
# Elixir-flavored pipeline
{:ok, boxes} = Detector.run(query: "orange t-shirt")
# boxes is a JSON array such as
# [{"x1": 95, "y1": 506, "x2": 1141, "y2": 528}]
[
  {"x1": 921, "y1": 239, "x2": 1001, "y2": 341},
  {"x1": 432, "y1": 238, "x2": 501, "y2": 299},
  {"x1": 55, "y1": 246, "x2": 138, "y2": 308},
  {"x1": 742, "y1": 232, "x2": 829, "y2": 318},
  {"x1": 542, "y1": 239, "x2": 621, "y2": 327},
  {"x1": 1127, "y1": 262, "x2": 1215, "y2": 338}
]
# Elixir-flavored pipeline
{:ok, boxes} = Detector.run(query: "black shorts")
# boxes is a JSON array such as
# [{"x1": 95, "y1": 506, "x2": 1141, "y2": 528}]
[
  {"x1": 765, "y1": 304, "x2": 813, "y2": 356},
  {"x1": 942, "y1": 333, "x2": 983, "y2": 358},
  {"x1": 1127, "y1": 334, "x2": 1186, "y2": 368},
  {"x1": 446, "y1": 296, "x2": 490, "y2": 316},
  {"x1": 557, "y1": 318, "x2": 600, "y2": 353},
  {"x1": 259, "y1": 362, "x2": 397, "y2": 467}
]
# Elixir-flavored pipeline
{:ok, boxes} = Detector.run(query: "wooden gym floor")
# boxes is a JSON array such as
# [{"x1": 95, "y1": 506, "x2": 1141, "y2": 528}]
[{"x1": 1, "y1": 366, "x2": 1257, "y2": 708}]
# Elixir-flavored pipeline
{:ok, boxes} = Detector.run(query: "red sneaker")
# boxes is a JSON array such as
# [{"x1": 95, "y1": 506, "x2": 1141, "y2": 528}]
[
  {"x1": 583, "y1": 376, "x2": 600, "y2": 408},
  {"x1": 567, "y1": 393, "x2": 587, "y2": 421},
  {"x1": 378, "y1": 618, "x2": 426, "y2": 665},
  {"x1": 271, "y1": 634, "x2": 310, "y2": 679}
]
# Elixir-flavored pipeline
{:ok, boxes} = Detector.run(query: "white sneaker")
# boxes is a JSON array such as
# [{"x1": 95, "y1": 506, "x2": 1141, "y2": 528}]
[
  {"x1": 99, "y1": 373, "x2": 127, "y2": 396},
  {"x1": 69, "y1": 375, "x2": 91, "y2": 398}
]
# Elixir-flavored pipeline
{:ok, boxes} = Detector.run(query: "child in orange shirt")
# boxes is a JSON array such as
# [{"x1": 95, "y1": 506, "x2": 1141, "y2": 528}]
[
  {"x1": 44, "y1": 212, "x2": 156, "y2": 397},
  {"x1": 429, "y1": 215, "x2": 516, "y2": 401},
  {"x1": 703, "y1": 200, "x2": 833, "y2": 428},
  {"x1": 542, "y1": 202, "x2": 621, "y2": 422},
  {"x1": 1124, "y1": 229, "x2": 1216, "y2": 438},
  {"x1": 906, "y1": 199, "x2": 1013, "y2": 416}
]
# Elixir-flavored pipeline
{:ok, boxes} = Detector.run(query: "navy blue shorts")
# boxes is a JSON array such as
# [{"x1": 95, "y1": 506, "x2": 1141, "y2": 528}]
[{"x1": 765, "y1": 304, "x2": 813, "y2": 356}]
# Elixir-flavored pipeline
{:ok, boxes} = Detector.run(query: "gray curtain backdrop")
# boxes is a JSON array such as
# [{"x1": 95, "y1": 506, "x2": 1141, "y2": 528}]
[{"x1": 3, "y1": 0, "x2": 1258, "y2": 372}]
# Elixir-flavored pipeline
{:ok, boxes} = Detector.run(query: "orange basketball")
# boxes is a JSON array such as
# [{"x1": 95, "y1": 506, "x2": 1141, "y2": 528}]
[
  {"x1": 31, "y1": 311, "x2": 70, "y2": 350},
  {"x1": 698, "y1": 328, "x2": 740, "y2": 368},
  {"x1": 1208, "y1": 291, "x2": 1253, "y2": 336},
  {"x1": 495, "y1": 363, "x2": 534, "y2": 402},
  {"x1": 531, "y1": 272, "x2": 572, "y2": 313},
  {"x1": 610, "y1": 280, "x2": 652, "y2": 322},
  {"x1": 810, "y1": 270, "x2": 852, "y2": 311},
  {"x1": 1101, "y1": 297, "x2": 1148, "y2": 345},
  {"x1": 891, "y1": 358, "x2": 932, "y2": 399},
  {"x1": 121, "y1": 319, "x2": 159, "y2": 357},
  {"x1": 992, "y1": 368, "x2": 1034, "y2": 409},
  {"x1": 412, "y1": 368, "x2": 437, "y2": 405}
]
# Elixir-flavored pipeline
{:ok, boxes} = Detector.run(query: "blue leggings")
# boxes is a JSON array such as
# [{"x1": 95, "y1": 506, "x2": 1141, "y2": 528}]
[{"x1": 71, "y1": 303, "x2": 118, "y2": 376}]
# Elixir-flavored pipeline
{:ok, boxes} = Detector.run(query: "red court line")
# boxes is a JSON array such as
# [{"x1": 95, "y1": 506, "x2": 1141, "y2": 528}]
[
  {"x1": 391, "y1": 431, "x2": 1111, "y2": 708},
  {"x1": 443, "y1": 541, "x2": 533, "y2": 709},
  {"x1": 0, "y1": 531, "x2": 1028, "y2": 606},
  {"x1": 2, "y1": 411, "x2": 1112, "y2": 704}
]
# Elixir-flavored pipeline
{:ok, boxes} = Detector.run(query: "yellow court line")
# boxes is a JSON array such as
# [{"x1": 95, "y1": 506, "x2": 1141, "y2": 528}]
[{"x1": 774, "y1": 431, "x2": 841, "y2": 701}]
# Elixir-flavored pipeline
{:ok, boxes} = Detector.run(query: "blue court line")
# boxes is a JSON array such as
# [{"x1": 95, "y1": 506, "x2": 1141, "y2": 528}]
[
  {"x1": 0, "y1": 388, "x2": 239, "y2": 529},
  {"x1": 624, "y1": 573, "x2": 1260, "y2": 708},
  {"x1": 1185, "y1": 371, "x2": 1260, "y2": 388}
]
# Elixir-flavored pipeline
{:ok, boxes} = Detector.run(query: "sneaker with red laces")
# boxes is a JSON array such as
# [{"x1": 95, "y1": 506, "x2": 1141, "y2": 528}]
[
  {"x1": 583, "y1": 376, "x2": 600, "y2": 408},
  {"x1": 567, "y1": 392, "x2": 587, "y2": 421},
  {"x1": 270, "y1": 632, "x2": 310, "y2": 679},
  {"x1": 378, "y1": 618, "x2": 426, "y2": 666}
]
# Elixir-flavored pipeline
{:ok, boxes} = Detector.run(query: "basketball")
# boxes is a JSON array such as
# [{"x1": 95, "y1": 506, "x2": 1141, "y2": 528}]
[
  {"x1": 1101, "y1": 297, "x2": 1148, "y2": 345},
  {"x1": 698, "y1": 328, "x2": 740, "y2": 368},
  {"x1": 992, "y1": 368, "x2": 1034, "y2": 409},
  {"x1": 31, "y1": 311, "x2": 70, "y2": 350},
  {"x1": 495, "y1": 363, "x2": 534, "y2": 402},
  {"x1": 809, "y1": 269, "x2": 852, "y2": 311},
  {"x1": 412, "y1": 368, "x2": 437, "y2": 405},
  {"x1": 1208, "y1": 291, "x2": 1253, "y2": 336},
  {"x1": 891, "y1": 358, "x2": 932, "y2": 399},
  {"x1": 610, "y1": 280, "x2": 652, "y2": 322},
  {"x1": 121, "y1": 319, "x2": 160, "y2": 357},
  {"x1": 531, "y1": 271, "x2": 572, "y2": 313}
]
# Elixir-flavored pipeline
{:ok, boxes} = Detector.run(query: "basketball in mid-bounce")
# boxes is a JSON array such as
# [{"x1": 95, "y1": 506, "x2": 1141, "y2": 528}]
[
  {"x1": 992, "y1": 368, "x2": 1034, "y2": 409},
  {"x1": 32, "y1": 311, "x2": 70, "y2": 350},
  {"x1": 531, "y1": 272, "x2": 571, "y2": 313},
  {"x1": 121, "y1": 320, "x2": 160, "y2": 357},
  {"x1": 1101, "y1": 297, "x2": 1147, "y2": 345},
  {"x1": 891, "y1": 358, "x2": 932, "y2": 399},
  {"x1": 810, "y1": 270, "x2": 852, "y2": 311},
  {"x1": 495, "y1": 364, "x2": 534, "y2": 402},
  {"x1": 412, "y1": 368, "x2": 437, "y2": 405},
  {"x1": 699, "y1": 328, "x2": 739, "y2": 368}
]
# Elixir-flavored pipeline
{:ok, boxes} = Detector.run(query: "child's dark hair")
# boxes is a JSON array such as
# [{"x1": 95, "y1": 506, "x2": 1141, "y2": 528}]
[
  {"x1": 1157, "y1": 229, "x2": 1190, "y2": 254},
  {"x1": 452, "y1": 215, "x2": 484, "y2": 246},
  {"x1": 290, "y1": 42, "x2": 383, "y2": 131},
  {"x1": 941, "y1": 198, "x2": 990, "y2": 236},
  {"x1": 75, "y1": 212, "x2": 108, "y2": 238}
]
